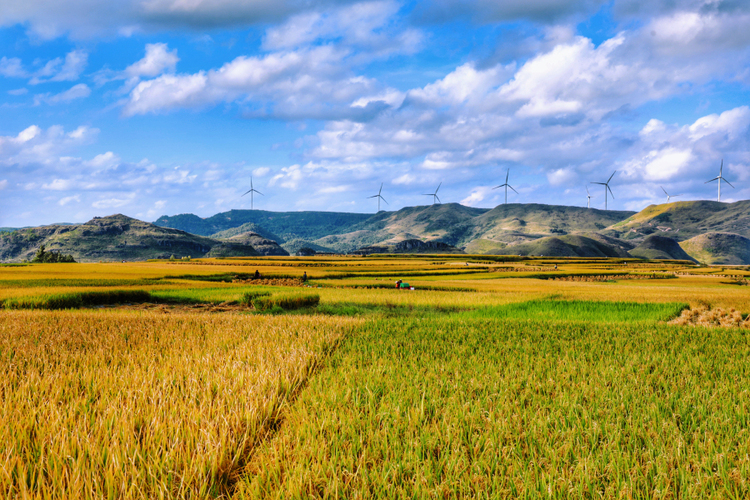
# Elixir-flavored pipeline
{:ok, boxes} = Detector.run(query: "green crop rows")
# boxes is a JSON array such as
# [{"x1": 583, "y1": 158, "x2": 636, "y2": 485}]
[{"x1": 236, "y1": 315, "x2": 750, "y2": 499}]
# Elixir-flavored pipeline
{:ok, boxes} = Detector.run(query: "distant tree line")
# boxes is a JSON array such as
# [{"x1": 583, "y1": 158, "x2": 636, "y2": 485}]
[{"x1": 32, "y1": 245, "x2": 76, "y2": 263}]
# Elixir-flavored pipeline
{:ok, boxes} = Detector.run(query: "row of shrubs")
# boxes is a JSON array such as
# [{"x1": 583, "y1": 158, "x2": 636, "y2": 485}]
[{"x1": 241, "y1": 291, "x2": 320, "y2": 312}]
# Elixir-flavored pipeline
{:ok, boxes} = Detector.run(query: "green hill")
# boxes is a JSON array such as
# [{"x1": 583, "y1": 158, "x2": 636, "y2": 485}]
[
  {"x1": 210, "y1": 222, "x2": 285, "y2": 244},
  {"x1": 354, "y1": 239, "x2": 464, "y2": 255},
  {"x1": 311, "y1": 203, "x2": 633, "y2": 252},
  {"x1": 313, "y1": 203, "x2": 487, "y2": 252},
  {"x1": 280, "y1": 239, "x2": 338, "y2": 255},
  {"x1": 491, "y1": 234, "x2": 631, "y2": 258},
  {"x1": 679, "y1": 232, "x2": 750, "y2": 265},
  {"x1": 468, "y1": 204, "x2": 634, "y2": 244},
  {"x1": 628, "y1": 235, "x2": 697, "y2": 262},
  {"x1": 155, "y1": 210, "x2": 372, "y2": 241},
  {"x1": 223, "y1": 232, "x2": 289, "y2": 256},
  {"x1": 463, "y1": 239, "x2": 508, "y2": 254},
  {"x1": 606, "y1": 200, "x2": 750, "y2": 241},
  {"x1": 0, "y1": 215, "x2": 268, "y2": 262}
]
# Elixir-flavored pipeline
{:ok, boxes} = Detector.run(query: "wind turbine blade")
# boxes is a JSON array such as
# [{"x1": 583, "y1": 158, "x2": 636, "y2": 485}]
[
  {"x1": 586, "y1": 186, "x2": 590, "y2": 195},
  {"x1": 661, "y1": 186, "x2": 668, "y2": 196},
  {"x1": 724, "y1": 178, "x2": 735, "y2": 189},
  {"x1": 607, "y1": 170, "x2": 616, "y2": 183},
  {"x1": 379, "y1": 183, "x2": 383, "y2": 195},
  {"x1": 508, "y1": 185, "x2": 518, "y2": 194},
  {"x1": 381, "y1": 197, "x2": 388, "y2": 205},
  {"x1": 436, "y1": 182, "x2": 441, "y2": 193},
  {"x1": 705, "y1": 177, "x2": 720, "y2": 183},
  {"x1": 607, "y1": 185, "x2": 615, "y2": 198},
  {"x1": 367, "y1": 195, "x2": 378, "y2": 199},
  {"x1": 591, "y1": 182, "x2": 606, "y2": 186},
  {"x1": 492, "y1": 185, "x2": 502, "y2": 190},
  {"x1": 256, "y1": 190, "x2": 264, "y2": 196},
  {"x1": 505, "y1": 169, "x2": 509, "y2": 183},
  {"x1": 435, "y1": 194, "x2": 441, "y2": 203},
  {"x1": 720, "y1": 159, "x2": 723, "y2": 175},
  {"x1": 242, "y1": 189, "x2": 252, "y2": 197}
]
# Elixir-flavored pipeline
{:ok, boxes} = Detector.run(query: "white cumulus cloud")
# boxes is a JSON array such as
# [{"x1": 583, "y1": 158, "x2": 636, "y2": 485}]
[{"x1": 126, "y1": 43, "x2": 179, "y2": 77}]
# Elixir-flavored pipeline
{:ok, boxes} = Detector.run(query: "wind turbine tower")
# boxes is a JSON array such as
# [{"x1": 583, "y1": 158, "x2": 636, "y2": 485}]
[
  {"x1": 661, "y1": 186, "x2": 681, "y2": 203},
  {"x1": 591, "y1": 171, "x2": 616, "y2": 210},
  {"x1": 493, "y1": 169, "x2": 518, "y2": 205},
  {"x1": 368, "y1": 183, "x2": 388, "y2": 212},
  {"x1": 586, "y1": 186, "x2": 592, "y2": 208},
  {"x1": 423, "y1": 182, "x2": 442, "y2": 205},
  {"x1": 241, "y1": 177, "x2": 264, "y2": 210},
  {"x1": 705, "y1": 159, "x2": 734, "y2": 202}
]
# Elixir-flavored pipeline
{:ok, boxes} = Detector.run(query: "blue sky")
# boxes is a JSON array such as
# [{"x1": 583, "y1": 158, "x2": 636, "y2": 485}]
[{"x1": 1, "y1": 0, "x2": 750, "y2": 226}]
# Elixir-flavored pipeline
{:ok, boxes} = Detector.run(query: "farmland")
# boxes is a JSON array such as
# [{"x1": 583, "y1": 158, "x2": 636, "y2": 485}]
[{"x1": 1, "y1": 255, "x2": 749, "y2": 498}]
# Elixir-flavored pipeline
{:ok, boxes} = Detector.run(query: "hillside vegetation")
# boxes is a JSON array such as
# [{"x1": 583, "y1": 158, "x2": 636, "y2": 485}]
[
  {"x1": 354, "y1": 239, "x2": 464, "y2": 255},
  {"x1": 491, "y1": 234, "x2": 632, "y2": 258},
  {"x1": 155, "y1": 209, "x2": 371, "y2": 241},
  {"x1": 679, "y1": 232, "x2": 750, "y2": 265},
  {"x1": 629, "y1": 235, "x2": 697, "y2": 262},
  {"x1": 607, "y1": 200, "x2": 750, "y2": 241},
  {"x1": 0, "y1": 214, "x2": 282, "y2": 262}
]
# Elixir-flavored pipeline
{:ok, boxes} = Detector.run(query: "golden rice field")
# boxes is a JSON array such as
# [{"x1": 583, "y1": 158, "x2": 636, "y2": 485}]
[
  {"x1": 0, "y1": 255, "x2": 749, "y2": 498},
  {"x1": 0, "y1": 310, "x2": 359, "y2": 498}
]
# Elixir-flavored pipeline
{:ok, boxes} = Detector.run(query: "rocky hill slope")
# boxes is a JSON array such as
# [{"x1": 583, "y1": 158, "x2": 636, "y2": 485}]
[{"x1": 0, "y1": 215, "x2": 283, "y2": 262}]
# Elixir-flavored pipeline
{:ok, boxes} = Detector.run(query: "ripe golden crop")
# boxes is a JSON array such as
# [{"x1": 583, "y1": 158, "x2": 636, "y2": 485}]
[{"x1": 0, "y1": 310, "x2": 360, "y2": 498}]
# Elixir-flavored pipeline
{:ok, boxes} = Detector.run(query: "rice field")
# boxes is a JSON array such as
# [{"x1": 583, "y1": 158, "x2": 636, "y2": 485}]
[
  {"x1": 0, "y1": 310, "x2": 360, "y2": 498},
  {"x1": 234, "y1": 317, "x2": 750, "y2": 499},
  {"x1": 0, "y1": 255, "x2": 748, "y2": 498}
]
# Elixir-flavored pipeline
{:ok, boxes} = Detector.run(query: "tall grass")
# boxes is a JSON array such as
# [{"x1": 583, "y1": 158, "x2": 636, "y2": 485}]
[
  {"x1": 0, "y1": 310, "x2": 360, "y2": 498},
  {"x1": 252, "y1": 293, "x2": 320, "y2": 312},
  {"x1": 240, "y1": 290, "x2": 271, "y2": 306},
  {"x1": 461, "y1": 299, "x2": 689, "y2": 323},
  {"x1": 2, "y1": 289, "x2": 151, "y2": 309},
  {"x1": 234, "y1": 317, "x2": 750, "y2": 498}
]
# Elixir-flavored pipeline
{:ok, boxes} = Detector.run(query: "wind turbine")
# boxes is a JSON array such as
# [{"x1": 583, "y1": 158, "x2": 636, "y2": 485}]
[
  {"x1": 705, "y1": 159, "x2": 734, "y2": 202},
  {"x1": 422, "y1": 182, "x2": 442, "y2": 205},
  {"x1": 493, "y1": 169, "x2": 518, "y2": 205},
  {"x1": 591, "y1": 170, "x2": 616, "y2": 210},
  {"x1": 368, "y1": 183, "x2": 388, "y2": 212},
  {"x1": 586, "y1": 186, "x2": 593, "y2": 208},
  {"x1": 241, "y1": 177, "x2": 263, "y2": 210},
  {"x1": 661, "y1": 186, "x2": 681, "y2": 203}
]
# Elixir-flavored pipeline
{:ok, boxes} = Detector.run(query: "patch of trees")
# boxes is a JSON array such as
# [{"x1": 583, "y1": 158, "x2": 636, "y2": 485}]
[{"x1": 32, "y1": 245, "x2": 76, "y2": 263}]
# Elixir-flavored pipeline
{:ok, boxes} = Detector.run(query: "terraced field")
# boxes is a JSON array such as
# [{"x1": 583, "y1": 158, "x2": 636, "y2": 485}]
[{"x1": 1, "y1": 255, "x2": 749, "y2": 498}]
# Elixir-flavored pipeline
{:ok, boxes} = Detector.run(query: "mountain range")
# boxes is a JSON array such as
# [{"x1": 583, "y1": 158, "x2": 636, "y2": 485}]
[{"x1": 2, "y1": 200, "x2": 750, "y2": 264}]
